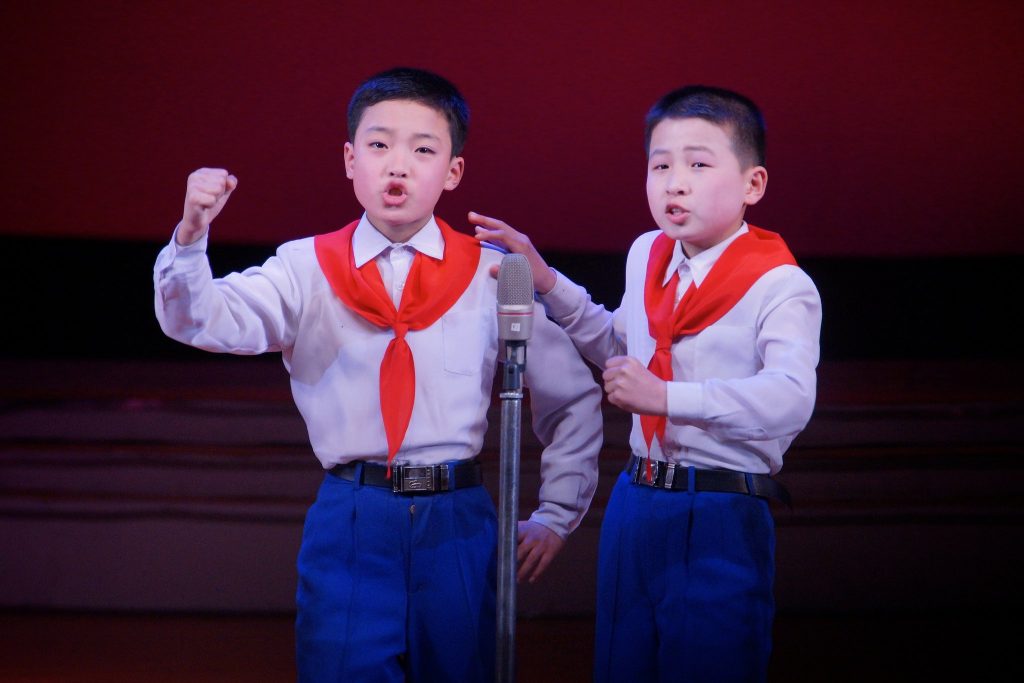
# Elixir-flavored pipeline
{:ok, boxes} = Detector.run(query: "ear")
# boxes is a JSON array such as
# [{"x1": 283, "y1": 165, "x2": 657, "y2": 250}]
[
  {"x1": 343, "y1": 142, "x2": 356, "y2": 180},
  {"x1": 743, "y1": 165, "x2": 767, "y2": 206},
  {"x1": 444, "y1": 155, "x2": 465, "y2": 191}
]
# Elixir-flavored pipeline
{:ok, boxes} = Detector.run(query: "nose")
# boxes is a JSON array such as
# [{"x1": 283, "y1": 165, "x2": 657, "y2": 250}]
[
  {"x1": 666, "y1": 168, "x2": 689, "y2": 195},
  {"x1": 387, "y1": 149, "x2": 409, "y2": 178}
]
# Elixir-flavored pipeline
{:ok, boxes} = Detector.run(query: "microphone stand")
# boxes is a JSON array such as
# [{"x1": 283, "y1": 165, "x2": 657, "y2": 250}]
[{"x1": 496, "y1": 339, "x2": 526, "y2": 683}]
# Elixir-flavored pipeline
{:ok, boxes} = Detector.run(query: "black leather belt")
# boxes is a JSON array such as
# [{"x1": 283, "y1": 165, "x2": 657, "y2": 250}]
[
  {"x1": 626, "y1": 454, "x2": 791, "y2": 507},
  {"x1": 329, "y1": 459, "x2": 483, "y2": 494}
]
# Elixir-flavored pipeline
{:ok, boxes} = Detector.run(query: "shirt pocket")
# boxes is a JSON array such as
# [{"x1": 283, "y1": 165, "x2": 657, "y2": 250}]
[{"x1": 441, "y1": 309, "x2": 489, "y2": 376}]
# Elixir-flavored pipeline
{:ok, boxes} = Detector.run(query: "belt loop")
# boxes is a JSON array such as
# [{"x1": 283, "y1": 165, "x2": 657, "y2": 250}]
[
  {"x1": 354, "y1": 461, "x2": 364, "y2": 490},
  {"x1": 663, "y1": 463, "x2": 676, "y2": 490},
  {"x1": 687, "y1": 466, "x2": 696, "y2": 494},
  {"x1": 744, "y1": 472, "x2": 754, "y2": 497}
]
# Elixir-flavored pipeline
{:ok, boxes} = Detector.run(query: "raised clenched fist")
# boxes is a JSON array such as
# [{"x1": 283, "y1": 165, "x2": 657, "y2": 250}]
[{"x1": 177, "y1": 168, "x2": 238, "y2": 246}]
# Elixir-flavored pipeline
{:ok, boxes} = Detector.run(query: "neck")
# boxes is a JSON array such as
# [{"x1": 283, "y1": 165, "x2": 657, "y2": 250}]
[
  {"x1": 369, "y1": 215, "x2": 432, "y2": 244},
  {"x1": 681, "y1": 220, "x2": 745, "y2": 258}
]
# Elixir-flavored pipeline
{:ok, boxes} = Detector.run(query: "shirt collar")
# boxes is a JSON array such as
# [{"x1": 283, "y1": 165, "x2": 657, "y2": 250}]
[
  {"x1": 351, "y1": 214, "x2": 445, "y2": 267},
  {"x1": 662, "y1": 222, "x2": 750, "y2": 287}
]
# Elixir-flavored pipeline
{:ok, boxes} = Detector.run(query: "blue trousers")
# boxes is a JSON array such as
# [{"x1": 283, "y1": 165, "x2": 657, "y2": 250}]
[
  {"x1": 295, "y1": 469, "x2": 497, "y2": 682},
  {"x1": 595, "y1": 471, "x2": 776, "y2": 683}
]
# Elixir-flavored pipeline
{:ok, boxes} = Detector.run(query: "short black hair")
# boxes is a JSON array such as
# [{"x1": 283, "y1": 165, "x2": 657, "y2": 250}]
[
  {"x1": 644, "y1": 85, "x2": 765, "y2": 167},
  {"x1": 347, "y1": 67, "x2": 470, "y2": 156}
]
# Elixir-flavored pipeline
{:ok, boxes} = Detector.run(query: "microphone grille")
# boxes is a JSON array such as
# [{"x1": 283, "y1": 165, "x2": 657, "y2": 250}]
[{"x1": 497, "y1": 253, "x2": 534, "y2": 307}]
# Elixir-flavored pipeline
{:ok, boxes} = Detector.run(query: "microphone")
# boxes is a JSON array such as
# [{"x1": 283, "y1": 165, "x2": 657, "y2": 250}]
[
  {"x1": 497, "y1": 254, "x2": 535, "y2": 371},
  {"x1": 494, "y1": 254, "x2": 533, "y2": 682}
]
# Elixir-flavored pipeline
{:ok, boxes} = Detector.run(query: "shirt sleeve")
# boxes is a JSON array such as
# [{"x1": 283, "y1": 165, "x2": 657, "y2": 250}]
[
  {"x1": 521, "y1": 305, "x2": 605, "y2": 539},
  {"x1": 538, "y1": 270, "x2": 627, "y2": 368},
  {"x1": 153, "y1": 228, "x2": 303, "y2": 354},
  {"x1": 665, "y1": 266, "x2": 822, "y2": 442}
]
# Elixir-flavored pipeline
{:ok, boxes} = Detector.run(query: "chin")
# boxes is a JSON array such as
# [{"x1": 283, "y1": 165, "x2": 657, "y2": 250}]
[{"x1": 657, "y1": 224, "x2": 694, "y2": 242}]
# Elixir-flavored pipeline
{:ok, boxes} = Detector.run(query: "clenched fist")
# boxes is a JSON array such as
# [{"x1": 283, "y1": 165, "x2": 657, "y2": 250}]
[
  {"x1": 603, "y1": 355, "x2": 668, "y2": 416},
  {"x1": 177, "y1": 168, "x2": 238, "y2": 246}
]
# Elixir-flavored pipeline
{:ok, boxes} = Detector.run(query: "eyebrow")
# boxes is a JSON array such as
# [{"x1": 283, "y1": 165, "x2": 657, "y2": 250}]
[
  {"x1": 364, "y1": 126, "x2": 441, "y2": 143},
  {"x1": 650, "y1": 144, "x2": 716, "y2": 156}
]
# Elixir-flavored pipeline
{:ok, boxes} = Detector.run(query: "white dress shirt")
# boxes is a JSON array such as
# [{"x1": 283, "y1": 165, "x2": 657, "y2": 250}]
[
  {"x1": 541, "y1": 224, "x2": 821, "y2": 475},
  {"x1": 154, "y1": 214, "x2": 603, "y2": 537}
]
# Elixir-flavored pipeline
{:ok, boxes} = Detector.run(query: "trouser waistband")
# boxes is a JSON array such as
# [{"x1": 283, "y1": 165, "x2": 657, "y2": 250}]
[
  {"x1": 329, "y1": 458, "x2": 483, "y2": 494},
  {"x1": 626, "y1": 454, "x2": 791, "y2": 507}
]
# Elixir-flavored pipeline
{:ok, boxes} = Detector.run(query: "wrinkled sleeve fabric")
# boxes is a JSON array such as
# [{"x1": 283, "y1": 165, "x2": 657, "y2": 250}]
[
  {"x1": 153, "y1": 229, "x2": 303, "y2": 354},
  {"x1": 666, "y1": 265, "x2": 821, "y2": 442},
  {"x1": 538, "y1": 269, "x2": 627, "y2": 369},
  {"x1": 522, "y1": 305, "x2": 604, "y2": 539}
]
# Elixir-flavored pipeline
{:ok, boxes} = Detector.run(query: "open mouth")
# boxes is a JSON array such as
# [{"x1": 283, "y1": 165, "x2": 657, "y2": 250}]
[
  {"x1": 383, "y1": 183, "x2": 407, "y2": 205},
  {"x1": 666, "y1": 205, "x2": 689, "y2": 224}
]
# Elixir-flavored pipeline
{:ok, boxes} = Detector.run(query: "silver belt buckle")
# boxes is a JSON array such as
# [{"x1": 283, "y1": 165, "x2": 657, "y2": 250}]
[
  {"x1": 393, "y1": 465, "x2": 435, "y2": 493},
  {"x1": 634, "y1": 457, "x2": 660, "y2": 487},
  {"x1": 632, "y1": 456, "x2": 676, "y2": 489},
  {"x1": 630, "y1": 457, "x2": 643, "y2": 484}
]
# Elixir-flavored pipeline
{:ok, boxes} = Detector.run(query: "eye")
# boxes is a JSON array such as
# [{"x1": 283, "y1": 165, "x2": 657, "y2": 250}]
[
  {"x1": 691, "y1": 162, "x2": 709, "y2": 168},
  {"x1": 415, "y1": 146, "x2": 436, "y2": 155},
  {"x1": 651, "y1": 163, "x2": 669, "y2": 171},
  {"x1": 369, "y1": 141, "x2": 387, "y2": 149}
]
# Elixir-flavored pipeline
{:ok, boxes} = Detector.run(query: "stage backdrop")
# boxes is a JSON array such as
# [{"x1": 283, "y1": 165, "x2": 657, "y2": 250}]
[{"x1": 2, "y1": 1, "x2": 1022, "y2": 257}]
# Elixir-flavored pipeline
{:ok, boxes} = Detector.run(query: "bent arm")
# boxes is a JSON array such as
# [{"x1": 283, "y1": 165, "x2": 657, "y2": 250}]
[
  {"x1": 153, "y1": 231, "x2": 303, "y2": 354},
  {"x1": 667, "y1": 269, "x2": 822, "y2": 441},
  {"x1": 538, "y1": 272, "x2": 627, "y2": 368},
  {"x1": 521, "y1": 307, "x2": 604, "y2": 539}
]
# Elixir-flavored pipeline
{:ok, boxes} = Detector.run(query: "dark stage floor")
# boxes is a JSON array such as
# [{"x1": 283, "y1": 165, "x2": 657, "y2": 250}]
[
  {"x1": 0, "y1": 609, "x2": 1018, "y2": 682},
  {"x1": 2, "y1": 358, "x2": 1022, "y2": 681}
]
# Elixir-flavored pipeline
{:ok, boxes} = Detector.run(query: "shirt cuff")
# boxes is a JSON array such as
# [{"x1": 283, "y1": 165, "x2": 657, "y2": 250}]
[
  {"x1": 528, "y1": 509, "x2": 570, "y2": 540},
  {"x1": 538, "y1": 270, "x2": 585, "y2": 321},
  {"x1": 155, "y1": 228, "x2": 208, "y2": 278},
  {"x1": 169, "y1": 226, "x2": 209, "y2": 257},
  {"x1": 666, "y1": 380, "x2": 702, "y2": 421}
]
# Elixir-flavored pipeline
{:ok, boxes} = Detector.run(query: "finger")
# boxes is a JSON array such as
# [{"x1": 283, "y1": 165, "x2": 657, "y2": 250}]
[
  {"x1": 517, "y1": 546, "x2": 541, "y2": 583},
  {"x1": 602, "y1": 365, "x2": 623, "y2": 383},
  {"x1": 225, "y1": 174, "x2": 239, "y2": 192},
  {"x1": 189, "y1": 191, "x2": 220, "y2": 209},
  {"x1": 468, "y1": 211, "x2": 510, "y2": 231},
  {"x1": 190, "y1": 168, "x2": 229, "y2": 185},
  {"x1": 527, "y1": 549, "x2": 555, "y2": 583},
  {"x1": 605, "y1": 356, "x2": 629, "y2": 370},
  {"x1": 516, "y1": 533, "x2": 533, "y2": 564},
  {"x1": 192, "y1": 179, "x2": 230, "y2": 196},
  {"x1": 473, "y1": 225, "x2": 508, "y2": 250}
]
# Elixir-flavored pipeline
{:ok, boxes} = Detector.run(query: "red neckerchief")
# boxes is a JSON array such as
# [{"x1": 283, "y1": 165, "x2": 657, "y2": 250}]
[
  {"x1": 314, "y1": 218, "x2": 481, "y2": 472},
  {"x1": 640, "y1": 225, "x2": 796, "y2": 480}
]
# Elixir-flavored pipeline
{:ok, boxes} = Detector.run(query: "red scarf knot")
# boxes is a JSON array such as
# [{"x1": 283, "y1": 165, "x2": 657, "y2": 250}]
[
  {"x1": 314, "y1": 218, "x2": 481, "y2": 471},
  {"x1": 638, "y1": 226, "x2": 796, "y2": 474}
]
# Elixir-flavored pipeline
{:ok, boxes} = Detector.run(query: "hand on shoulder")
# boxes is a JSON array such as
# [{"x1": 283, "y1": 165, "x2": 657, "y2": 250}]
[{"x1": 468, "y1": 211, "x2": 556, "y2": 294}]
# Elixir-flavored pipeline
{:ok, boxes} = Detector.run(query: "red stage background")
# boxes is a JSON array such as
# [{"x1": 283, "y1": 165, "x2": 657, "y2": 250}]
[{"x1": 3, "y1": 0, "x2": 1022, "y2": 257}]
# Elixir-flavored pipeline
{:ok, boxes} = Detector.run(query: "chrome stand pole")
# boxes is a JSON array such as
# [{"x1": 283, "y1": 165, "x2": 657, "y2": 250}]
[{"x1": 496, "y1": 342, "x2": 525, "y2": 683}]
